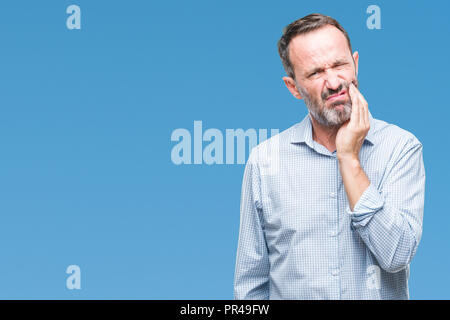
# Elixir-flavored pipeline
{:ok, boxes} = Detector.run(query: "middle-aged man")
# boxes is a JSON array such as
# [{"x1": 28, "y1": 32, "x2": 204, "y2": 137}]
[{"x1": 234, "y1": 13, "x2": 425, "y2": 299}]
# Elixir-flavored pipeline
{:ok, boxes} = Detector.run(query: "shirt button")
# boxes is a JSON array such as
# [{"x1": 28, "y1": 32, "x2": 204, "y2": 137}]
[
  {"x1": 330, "y1": 231, "x2": 337, "y2": 237},
  {"x1": 331, "y1": 269, "x2": 339, "y2": 276},
  {"x1": 330, "y1": 192, "x2": 337, "y2": 198}
]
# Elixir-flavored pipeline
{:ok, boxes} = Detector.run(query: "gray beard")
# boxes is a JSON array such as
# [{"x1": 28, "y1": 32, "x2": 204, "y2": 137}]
[{"x1": 297, "y1": 83, "x2": 353, "y2": 128}]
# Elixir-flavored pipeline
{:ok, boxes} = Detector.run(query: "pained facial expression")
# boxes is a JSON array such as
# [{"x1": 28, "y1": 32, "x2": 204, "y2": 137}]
[{"x1": 286, "y1": 25, "x2": 359, "y2": 127}]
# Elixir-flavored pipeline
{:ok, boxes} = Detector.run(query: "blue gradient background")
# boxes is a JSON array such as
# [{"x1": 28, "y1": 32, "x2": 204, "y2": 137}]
[{"x1": 0, "y1": 0, "x2": 448, "y2": 299}]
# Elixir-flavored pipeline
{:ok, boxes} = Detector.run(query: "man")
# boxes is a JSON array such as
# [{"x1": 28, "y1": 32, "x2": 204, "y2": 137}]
[{"x1": 234, "y1": 13, "x2": 425, "y2": 299}]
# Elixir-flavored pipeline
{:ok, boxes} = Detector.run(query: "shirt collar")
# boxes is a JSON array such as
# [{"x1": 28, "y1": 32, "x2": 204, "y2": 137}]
[{"x1": 290, "y1": 111, "x2": 376, "y2": 146}]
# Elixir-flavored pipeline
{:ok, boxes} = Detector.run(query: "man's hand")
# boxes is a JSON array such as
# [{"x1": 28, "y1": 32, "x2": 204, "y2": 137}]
[
  {"x1": 336, "y1": 82, "x2": 370, "y2": 161},
  {"x1": 336, "y1": 82, "x2": 371, "y2": 211}
]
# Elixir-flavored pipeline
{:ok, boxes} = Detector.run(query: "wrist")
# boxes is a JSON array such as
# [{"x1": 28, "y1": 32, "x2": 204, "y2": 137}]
[{"x1": 337, "y1": 153, "x2": 360, "y2": 166}]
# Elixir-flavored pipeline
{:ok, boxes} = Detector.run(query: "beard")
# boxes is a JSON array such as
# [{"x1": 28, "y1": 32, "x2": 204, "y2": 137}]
[{"x1": 297, "y1": 79, "x2": 357, "y2": 128}]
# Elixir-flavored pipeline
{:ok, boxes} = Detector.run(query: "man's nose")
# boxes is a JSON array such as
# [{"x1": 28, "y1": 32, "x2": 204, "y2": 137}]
[{"x1": 324, "y1": 70, "x2": 342, "y2": 91}]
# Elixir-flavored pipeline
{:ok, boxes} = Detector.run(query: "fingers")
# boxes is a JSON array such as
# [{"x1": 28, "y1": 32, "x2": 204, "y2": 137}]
[
  {"x1": 360, "y1": 92, "x2": 369, "y2": 126},
  {"x1": 349, "y1": 83, "x2": 359, "y2": 126},
  {"x1": 359, "y1": 90, "x2": 369, "y2": 128},
  {"x1": 355, "y1": 86, "x2": 368, "y2": 127},
  {"x1": 359, "y1": 93, "x2": 366, "y2": 127},
  {"x1": 349, "y1": 82, "x2": 369, "y2": 129}
]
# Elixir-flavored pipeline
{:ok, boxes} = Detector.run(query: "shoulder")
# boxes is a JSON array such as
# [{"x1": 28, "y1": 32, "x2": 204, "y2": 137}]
[
  {"x1": 370, "y1": 117, "x2": 423, "y2": 150},
  {"x1": 247, "y1": 122, "x2": 298, "y2": 164},
  {"x1": 245, "y1": 123, "x2": 301, "y2": 178}
]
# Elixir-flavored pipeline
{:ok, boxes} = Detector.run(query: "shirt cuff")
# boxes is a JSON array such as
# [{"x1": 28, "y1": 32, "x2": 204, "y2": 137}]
[{"x1": 346, "y1": 182, "x2": 385, "y2": 228}]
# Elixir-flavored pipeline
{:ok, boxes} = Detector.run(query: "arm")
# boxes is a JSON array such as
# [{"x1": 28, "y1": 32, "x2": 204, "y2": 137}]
[
  {"x1": 234, "y1": 151, "x2": 270, "y2": 299},
  {"x1": 336, "y1": 83, "x2": 425, "y2": 273},
  {"x1": 343, "y1": 139, "x2": 425, "y2": 273}
]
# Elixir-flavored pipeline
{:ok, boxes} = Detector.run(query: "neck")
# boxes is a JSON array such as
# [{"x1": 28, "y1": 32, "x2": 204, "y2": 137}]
[{"x1": 309, "y1": 114, "x2": 339, "y2": 153}]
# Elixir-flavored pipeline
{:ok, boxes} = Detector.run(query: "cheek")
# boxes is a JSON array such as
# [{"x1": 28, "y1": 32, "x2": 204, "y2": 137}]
[
  {"x1": 344, "y1": 68, "x2": 357, "y2": 81},
  {"x1": 316, "y1": 85, "x2": 328, "y2": 102},
  {"x1": 308, "y1": 84, "x2": 323, "y2": 101}
]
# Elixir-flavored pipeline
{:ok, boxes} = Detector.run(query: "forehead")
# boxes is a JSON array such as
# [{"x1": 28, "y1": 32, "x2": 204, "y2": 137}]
[{"x1": 288, "y1": 25, "x2": 351, "y2": 74}]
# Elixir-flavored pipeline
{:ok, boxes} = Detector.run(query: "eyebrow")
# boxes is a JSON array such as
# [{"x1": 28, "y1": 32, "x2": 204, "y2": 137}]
[{"x1": 305, "y1": 59, "x2": 349, "y2": 77}]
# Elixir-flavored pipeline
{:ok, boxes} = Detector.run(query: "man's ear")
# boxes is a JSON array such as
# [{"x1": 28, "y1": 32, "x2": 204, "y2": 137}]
[
  {"x1": 282, "y1": 76, "x2": 303, "y2": 100},
  {"x1": 352, "y1": 51, "x2": 359, "y2": 77}
]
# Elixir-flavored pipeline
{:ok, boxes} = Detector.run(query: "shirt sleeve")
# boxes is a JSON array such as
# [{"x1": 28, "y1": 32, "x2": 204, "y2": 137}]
[
  {"x1": 234, "y1": 150, "x2": 270, "y2": 299},
  {"x1": 346, "y1": 137, "x2": 425, "y2": 273}
]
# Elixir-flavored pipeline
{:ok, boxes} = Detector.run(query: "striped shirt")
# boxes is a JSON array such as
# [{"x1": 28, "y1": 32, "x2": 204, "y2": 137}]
[{"x1": 234, "y1": 112, "x2": 425, "y2": 299}]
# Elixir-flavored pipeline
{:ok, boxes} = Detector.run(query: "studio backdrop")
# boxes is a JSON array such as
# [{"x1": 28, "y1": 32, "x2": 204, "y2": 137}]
[{"x1": 0, "y1": 0, "x2": 448, "y2": 299}]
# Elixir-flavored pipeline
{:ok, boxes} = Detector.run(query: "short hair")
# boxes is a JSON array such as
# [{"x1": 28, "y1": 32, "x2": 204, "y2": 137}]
[{"x1": 277, "y1": 13, "x2": 353, "y2": 79}]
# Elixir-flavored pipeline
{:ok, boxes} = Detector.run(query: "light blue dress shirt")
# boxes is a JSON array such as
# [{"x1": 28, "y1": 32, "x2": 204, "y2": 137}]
[{"x1": 234, "y1": 112, "x2": 425, "y2": 299}]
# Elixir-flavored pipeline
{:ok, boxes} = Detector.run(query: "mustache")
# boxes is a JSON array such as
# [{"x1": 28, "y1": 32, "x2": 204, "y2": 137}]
[{"x1": 321, "y1": 80, "x2": 358, "y2": 101}]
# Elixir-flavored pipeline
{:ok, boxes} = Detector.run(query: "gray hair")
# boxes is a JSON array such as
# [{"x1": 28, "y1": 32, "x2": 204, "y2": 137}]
[{"x1": 277, "y1": 13, "x2": 353, "y2": 80}]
